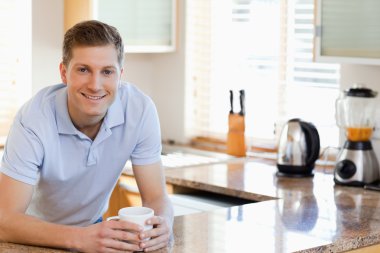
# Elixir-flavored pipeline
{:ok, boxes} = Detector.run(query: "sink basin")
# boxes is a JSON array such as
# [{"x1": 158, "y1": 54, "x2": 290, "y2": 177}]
[{"x1": 161, "y1": 144, "x2": 238, "y2": 168}]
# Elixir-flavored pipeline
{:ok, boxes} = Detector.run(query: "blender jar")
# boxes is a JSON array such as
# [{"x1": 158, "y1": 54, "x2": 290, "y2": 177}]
[{"x1": 335, "y1": 86, "x2": 378, "y2": 142}]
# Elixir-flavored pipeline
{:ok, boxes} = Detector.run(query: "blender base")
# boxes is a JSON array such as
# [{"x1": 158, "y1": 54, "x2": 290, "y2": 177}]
[
  {"x1": 334, "y1": 141, "x2": 380, "y2": 186},
  {"x1": 333, "y1": 178, "x2": 365, "y2": 187},
  {"x1": 276, "y1": 171, "x2": 314, "y2": 178}
]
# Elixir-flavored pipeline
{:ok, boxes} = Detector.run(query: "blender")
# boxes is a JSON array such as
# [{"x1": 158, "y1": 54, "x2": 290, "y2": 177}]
[{"x1": 334, "y1": 85, "x2": 379, "y2": 186}]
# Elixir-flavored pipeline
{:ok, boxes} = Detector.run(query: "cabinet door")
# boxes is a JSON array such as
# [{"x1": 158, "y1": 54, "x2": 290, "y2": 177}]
[
  {"x1": 314, "y1": 0, "x2": 380, "y2": 65},
  {"x1": 93, "y1": 0, "x2": 177, "y2": 53}
]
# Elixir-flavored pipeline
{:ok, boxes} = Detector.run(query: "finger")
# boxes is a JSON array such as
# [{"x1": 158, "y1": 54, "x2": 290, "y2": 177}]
[
  {"x1": 146, "y1": 215, "x2": 164, "y2": 226},
  {"x1": 107, "y1": 219, "x2": 144, "y2": 232},
  {"x1": 112, "y1": 229, "x2": 141, "y2": 244},
  {"x1": 139, "y1": 230, "x2": 170, "y2": 249},
  {"x1": 101, "y1": 238, "x2": 142, "y2": 252},
  {"x1": 140, "y1": 225, "x2": 167, "y2": 241},
  {"x1": 143, "y1": 241, "x2": 168, "y2": 252}
]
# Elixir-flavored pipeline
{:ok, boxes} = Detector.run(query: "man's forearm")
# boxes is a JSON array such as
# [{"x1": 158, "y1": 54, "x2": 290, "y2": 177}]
[
  {"x1": 143, "y1": 195, "x2": 174, "y2": 229},
  {"x1": 0, "y1": 209, "x2": 81, "y2": 250}
]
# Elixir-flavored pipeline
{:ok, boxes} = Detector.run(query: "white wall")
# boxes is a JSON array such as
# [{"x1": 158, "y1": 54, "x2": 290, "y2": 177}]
[{"x1": 32, "y1": 0, "x2": 63, "y2": 94}]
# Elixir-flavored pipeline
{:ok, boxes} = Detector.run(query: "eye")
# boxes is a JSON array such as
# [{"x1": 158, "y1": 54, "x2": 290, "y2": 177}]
[
  {"x1": 103, "y1": 69, "x2": 114, "y2": 75},
  {"x1": 78, "y1": 67, "x2": 88, "y2": 73}
]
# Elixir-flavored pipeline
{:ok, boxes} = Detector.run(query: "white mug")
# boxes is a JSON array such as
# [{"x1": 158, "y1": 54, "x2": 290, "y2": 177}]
[{"x1": 107, "y1": 206, "x2": 154, "y2": 232}]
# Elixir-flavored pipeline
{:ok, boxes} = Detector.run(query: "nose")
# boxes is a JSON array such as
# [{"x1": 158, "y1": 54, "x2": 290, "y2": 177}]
[{"x1": 87, "y1": 73, "x2": 102, "y2": 92}]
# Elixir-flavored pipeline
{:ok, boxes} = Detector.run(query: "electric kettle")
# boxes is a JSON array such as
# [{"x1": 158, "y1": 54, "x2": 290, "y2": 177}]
[{"x1": 276, "y1": 118, "x2": 320, "y2": 177}]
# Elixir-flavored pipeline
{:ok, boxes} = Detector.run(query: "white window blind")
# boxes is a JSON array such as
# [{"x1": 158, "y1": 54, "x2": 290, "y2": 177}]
[
  {"x1": 0, "y1": 0, "x2": 31, "y2": 142},
  {"x1": 186, "y1": 0, "x2": 340, "y2": 148}
]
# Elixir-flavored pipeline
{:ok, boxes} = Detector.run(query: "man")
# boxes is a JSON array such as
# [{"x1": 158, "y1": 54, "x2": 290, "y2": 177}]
[{"x1": 0, "y1": 20, "x2": 173, "y2": 253}]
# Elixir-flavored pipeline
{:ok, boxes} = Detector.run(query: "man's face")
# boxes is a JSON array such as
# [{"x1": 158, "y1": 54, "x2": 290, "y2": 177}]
[{"x1": 59, "y1": 45, "x2": 123, "y2": 125}]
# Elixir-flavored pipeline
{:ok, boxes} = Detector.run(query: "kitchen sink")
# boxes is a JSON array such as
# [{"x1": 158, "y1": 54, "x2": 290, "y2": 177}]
[
  {"x1": 120, "y1": 144, "x2": 250, "y2": 216},
  {"x1": 160, "y1": 144, "x2": 239, "y2": 168}
]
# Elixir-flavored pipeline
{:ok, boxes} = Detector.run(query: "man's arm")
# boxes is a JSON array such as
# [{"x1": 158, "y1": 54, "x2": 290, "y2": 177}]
[
  {"x1": 133, "y1": 161, "x2": 174, "y2": 251},
  {"x1": 0, "y1": 172, "x2": 143, "y2": 252},
  {"x1": 0, "y1": 172, "x2": 78, "y2": 247}
]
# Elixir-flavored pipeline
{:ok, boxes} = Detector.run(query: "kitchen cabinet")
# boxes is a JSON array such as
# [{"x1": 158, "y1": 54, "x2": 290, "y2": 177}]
[
  {"x1": 64, "y1": 0, "x2": 177, "y2": 53},
  {"x1": 347, "y1": 244, "x2": 380, "y2": 253},
  {"x1": 314, "y1": 0, "x2": 380, "y2": 65},
  {"x1": 103, "y1": 174, "x2": 177, "y2": 218},
  {"x1": 102, "y1": 176, "x2": 141, "y2": 218}
]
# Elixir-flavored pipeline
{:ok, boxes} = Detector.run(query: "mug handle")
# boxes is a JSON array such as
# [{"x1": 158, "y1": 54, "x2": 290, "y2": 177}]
[{"x1": 106, "y1": 216, "x2": 120, "y2": 221}]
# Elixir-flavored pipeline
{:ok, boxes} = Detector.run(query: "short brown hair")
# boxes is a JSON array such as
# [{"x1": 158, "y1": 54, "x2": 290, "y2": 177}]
[{"x1": 62, "y1": 20, "x2": 124, "y2": 67}]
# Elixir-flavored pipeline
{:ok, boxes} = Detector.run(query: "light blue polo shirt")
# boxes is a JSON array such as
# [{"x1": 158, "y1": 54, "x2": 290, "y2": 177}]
[{"x1": 0, "y1": 82, "x2": 162, "y2": 226}]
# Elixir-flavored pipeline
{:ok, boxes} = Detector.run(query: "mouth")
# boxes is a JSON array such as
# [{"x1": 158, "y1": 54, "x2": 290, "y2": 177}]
[{"x1": 81, "y1": 93, "x2": 107, "y2": 100}]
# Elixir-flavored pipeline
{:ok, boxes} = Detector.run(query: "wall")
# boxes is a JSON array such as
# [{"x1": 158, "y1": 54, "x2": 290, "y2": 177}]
[{"x1": 32, "y1": 0, "x2": 63, "y2": 94}]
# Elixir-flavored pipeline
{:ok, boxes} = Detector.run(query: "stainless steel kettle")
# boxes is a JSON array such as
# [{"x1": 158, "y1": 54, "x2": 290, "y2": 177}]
[{"x1": 276, "y1": 118, "x2": 320, "y2": 177}]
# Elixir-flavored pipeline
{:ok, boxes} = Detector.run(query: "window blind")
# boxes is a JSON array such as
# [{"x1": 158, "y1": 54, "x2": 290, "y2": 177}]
[
  {"x1": 0, "y1": 0, "x2": 31, "y2": 142},
  {"x1": 186, "y1": 0, "x2": 340, "y2": 148},
  {"x1": 185, "y1": 0, "x2": 212, "y2": 138}
]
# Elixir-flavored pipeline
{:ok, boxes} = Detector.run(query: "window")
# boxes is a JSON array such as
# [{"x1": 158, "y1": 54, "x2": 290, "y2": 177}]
[
  {"x1": 186, "y1": 0, "x2": 340, "y2": 149},
  {"x1": 0, "y1": 0, "x2": 31, "y2": 144}
]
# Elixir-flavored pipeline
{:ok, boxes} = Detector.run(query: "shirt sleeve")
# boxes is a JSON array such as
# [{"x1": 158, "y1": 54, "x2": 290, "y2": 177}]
[
  {"x1": 0, "y1": 115, "x2": 43, "y2": 185},
  {"x1": 130, "y1": 99, "x2": 162, "y2": 166}
]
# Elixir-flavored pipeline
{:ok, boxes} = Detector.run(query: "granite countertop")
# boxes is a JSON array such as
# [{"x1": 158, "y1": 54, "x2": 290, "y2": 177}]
[
  {"x1": 163, "y1": 158, "x2": 380, "y2": 252},
  {"x1": 2, "y1": 158, "x2": 380, "y2": 252}
]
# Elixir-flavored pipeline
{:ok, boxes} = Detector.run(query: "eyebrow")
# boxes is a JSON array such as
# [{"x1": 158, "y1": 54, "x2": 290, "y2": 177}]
[{"x1": 73, "y1": 63, "x2": 118, "y2": 70}]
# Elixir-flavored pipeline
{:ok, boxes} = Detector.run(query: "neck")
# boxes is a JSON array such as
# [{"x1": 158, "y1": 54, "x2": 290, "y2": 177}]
[
  {"x1": 67, "y1": 99, "x2": 107, "y2": 140},
  {"x1": 67, "y1": 107, "x2": 105, "y2": 140},
  {"x1": 74, "y1": 119, "x2": 103, "y2": 140}
]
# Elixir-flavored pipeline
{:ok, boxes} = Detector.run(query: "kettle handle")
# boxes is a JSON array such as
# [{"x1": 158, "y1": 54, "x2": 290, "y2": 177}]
[{"x1": 300, "y1": 121, "x2": 320, "y2": 167}]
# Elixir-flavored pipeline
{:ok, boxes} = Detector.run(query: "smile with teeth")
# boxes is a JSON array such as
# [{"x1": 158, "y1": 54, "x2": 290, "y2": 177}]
[{"x1": 82, "y1": 93, "x2": 106, "y2": 100}]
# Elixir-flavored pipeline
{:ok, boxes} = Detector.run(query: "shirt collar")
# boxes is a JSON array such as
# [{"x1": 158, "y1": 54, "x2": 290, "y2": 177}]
[
  {"x1": 103, "y1": 91, "x2": 125, "y2": 129},
  {"x1": 55, "y1": 87, "x2": 125, "y2": 135}
]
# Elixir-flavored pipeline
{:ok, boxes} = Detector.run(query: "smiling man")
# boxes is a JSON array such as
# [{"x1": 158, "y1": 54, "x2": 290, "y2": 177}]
[{"x1": 0, "y1": 20, "x2": 173, "y2": 253}]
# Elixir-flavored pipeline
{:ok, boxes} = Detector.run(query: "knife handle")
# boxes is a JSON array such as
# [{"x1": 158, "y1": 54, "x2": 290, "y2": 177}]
[
  {"x1": 229, "y1": 90, "x2": 234, "y2": 114},
  {"x1": 239, "y1": 90, "x2": 245, "y2": 116}
]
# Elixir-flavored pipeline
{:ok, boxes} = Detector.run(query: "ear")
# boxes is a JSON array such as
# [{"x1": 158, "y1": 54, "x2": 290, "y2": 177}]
[
  {"x1": 59, "y1": 62, "x2": 68, "y2": 85},
  {"x1": 118, "y1": 68, "x2": 124, "y2": 88}
]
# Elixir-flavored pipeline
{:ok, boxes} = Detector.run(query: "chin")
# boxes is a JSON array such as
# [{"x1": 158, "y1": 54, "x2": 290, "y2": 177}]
[{"x1": 84, "y1": 110, "x2": 107, "y2": 118}]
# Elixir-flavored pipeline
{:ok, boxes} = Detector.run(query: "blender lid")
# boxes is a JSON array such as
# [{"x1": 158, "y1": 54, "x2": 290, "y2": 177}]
[{"x1": 345, "y1": 87, "x2": 377, "y2": 98}]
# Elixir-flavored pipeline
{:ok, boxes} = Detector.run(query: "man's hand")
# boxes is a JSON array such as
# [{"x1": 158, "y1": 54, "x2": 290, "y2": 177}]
[
  {"x1": 132, "y1": 161, "x2": 174, "y2": 252},
  {"x1": 77, "y1": 220, "x2": 145, "y2": 253},
  {"x1": 138, "y1": 215, "x2": 172, "y2": 252}
]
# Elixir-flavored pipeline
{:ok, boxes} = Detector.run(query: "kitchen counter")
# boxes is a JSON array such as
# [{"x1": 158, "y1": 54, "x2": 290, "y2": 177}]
[
  {"x1": 163, "y1": 158, "x2": 380, "y2": 252},
  {"x1": 2, "y1": 158, "x2": 380, "y2": 252}
]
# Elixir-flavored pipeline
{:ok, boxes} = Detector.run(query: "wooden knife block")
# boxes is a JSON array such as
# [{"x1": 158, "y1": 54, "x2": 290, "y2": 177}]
[{"x1": 227, "y1": 113, "x2": 246, "y2": 157}]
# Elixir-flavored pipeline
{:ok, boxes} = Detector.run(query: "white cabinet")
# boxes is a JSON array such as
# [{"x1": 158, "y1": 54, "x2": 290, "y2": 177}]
[
  {"x1": 314, "y1": 0, "x2": 380, "y2": 65},
  {"x1": 64, "y1": 0, "x2": 177, "y2": 53}
]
